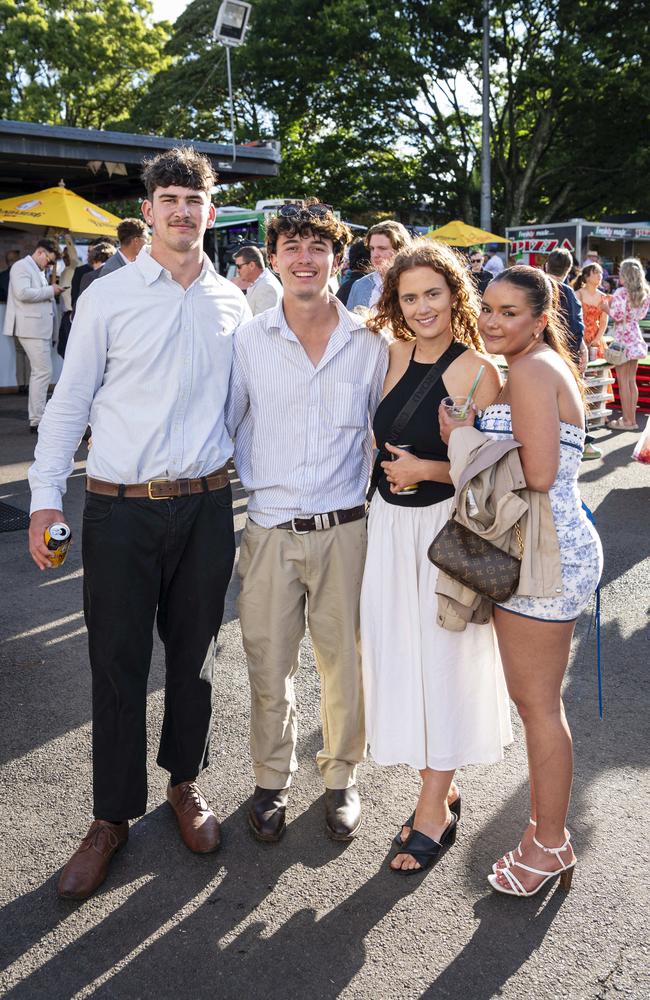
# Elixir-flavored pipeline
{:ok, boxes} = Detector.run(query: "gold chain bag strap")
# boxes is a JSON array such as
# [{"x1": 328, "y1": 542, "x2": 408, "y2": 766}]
[{"x1": 427, "y1": 516, "x2": 524, "y2": 603}]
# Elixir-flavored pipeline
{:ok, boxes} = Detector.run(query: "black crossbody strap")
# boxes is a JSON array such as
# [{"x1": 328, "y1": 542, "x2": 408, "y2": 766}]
[{"x1": 367, "y1": 342, "x2": 459, "y2": 503}]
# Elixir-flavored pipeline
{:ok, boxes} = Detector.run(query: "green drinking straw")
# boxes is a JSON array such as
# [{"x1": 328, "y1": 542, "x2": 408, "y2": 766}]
[{"x1": 459, "y1": 364, "x2": 485, "y2": 418}]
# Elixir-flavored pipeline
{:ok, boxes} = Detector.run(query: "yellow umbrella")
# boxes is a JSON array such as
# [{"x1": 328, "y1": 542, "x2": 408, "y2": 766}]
[
  {"x1": 426, "y1": 220, "x2": 507, "y2": 247},
  {"x1": 0, "y1": 184, "x2": 121, "y2": 237}
]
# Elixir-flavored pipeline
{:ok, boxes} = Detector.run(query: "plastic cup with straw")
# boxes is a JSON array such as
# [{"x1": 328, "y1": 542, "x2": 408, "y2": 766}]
[{"x1": 442, "y1": 364, "x2": 486, "y2": 420}]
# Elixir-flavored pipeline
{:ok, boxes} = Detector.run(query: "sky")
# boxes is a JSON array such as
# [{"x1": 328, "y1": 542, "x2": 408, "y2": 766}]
[{"x1": 151, "y1": 0, "x2": 191, "y2": 23}]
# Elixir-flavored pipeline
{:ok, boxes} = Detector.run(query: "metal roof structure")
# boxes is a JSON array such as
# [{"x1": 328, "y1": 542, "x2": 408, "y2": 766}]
[{"x1": 0, "y1": 119, "x2": 280, "y2": 200}]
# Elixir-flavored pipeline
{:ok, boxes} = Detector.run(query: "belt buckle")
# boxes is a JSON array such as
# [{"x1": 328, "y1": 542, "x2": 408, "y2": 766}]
[
  {"x1": 291, "y1": 517, "x2": 311, "y2": 535},
  {"x1": 147, "y1": 478, "x2": 174, "y2": 500}
]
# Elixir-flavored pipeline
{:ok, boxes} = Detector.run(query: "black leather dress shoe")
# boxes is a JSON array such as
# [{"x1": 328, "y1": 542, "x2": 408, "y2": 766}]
[
  {"x1": 247, "y1": 786, "x2": 289, "y2": 843},
  {"x1": 325, "y1": 785, "x2": 362, "y2": 841}
]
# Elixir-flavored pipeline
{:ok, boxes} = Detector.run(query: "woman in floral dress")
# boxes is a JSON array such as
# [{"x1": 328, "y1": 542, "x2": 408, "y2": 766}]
[{"x1": 603, "y1": 258, "x2": 650, "y2": 430}]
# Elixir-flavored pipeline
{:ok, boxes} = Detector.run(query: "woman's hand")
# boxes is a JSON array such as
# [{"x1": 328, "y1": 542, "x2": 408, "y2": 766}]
[
  {"x1": 381, "y1": 444, "x2": 427, "y2": 493},
  {"x1": 438, "y1": 403, "x2": 477, "y2": 445}
]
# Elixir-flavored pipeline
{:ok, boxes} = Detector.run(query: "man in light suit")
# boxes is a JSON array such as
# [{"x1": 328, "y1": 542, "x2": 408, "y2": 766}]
[
  {"x1": 233, "y1": 245, "x2": 282, "y2": 315},
  {"x1": 3, "y1": 239, "x2": 62, "y2": 431},
  {"x1": 79, "y1": 218, "x2": 149, "y2": 296}
]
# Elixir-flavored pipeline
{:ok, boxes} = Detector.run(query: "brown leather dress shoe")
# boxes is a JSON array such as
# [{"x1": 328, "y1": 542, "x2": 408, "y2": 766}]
[
  {"x1": 247, "y1": 786, "x2": 289, "y2": 843},
  {"x1": 325, "y1": 785, "x2": 362, "y2": 841},
  {"x1": 58, "y1": 819, "x2": 128, "y2": 900},
  {"x1": 167, "y1": 781, "x2": 221, "y2": 853}
]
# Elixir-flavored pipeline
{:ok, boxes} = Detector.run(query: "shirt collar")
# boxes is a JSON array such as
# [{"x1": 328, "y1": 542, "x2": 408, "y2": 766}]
[
  {"x1": 134, "y1": 245, "x2": 215, "y2": 287},
  {"x1": 248, "y1": 269, "x2": 266, "y2": 291},
  {"x1": 27, "y1": 254, "x2": 45, "y2": 277},
  {"x1": 264, "y1": 293, "x2": 366, "y2": 342}
]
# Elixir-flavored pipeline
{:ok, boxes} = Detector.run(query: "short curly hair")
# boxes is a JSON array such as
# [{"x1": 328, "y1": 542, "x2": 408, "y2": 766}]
[
  {"x1": 265, "y1": 205, "x2": 352, "y2": 258},
  {"x1": 368, "y1": 240, "x2": 483, "y2": 350},
  {"x1": 141, "y1": 146, "x2": 216, "y2": 200}
]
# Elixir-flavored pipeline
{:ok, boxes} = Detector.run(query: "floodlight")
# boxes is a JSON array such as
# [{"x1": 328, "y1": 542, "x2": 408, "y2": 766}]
[{"x1": 213, "y1": 1, "x2": 252, "y2": 47}]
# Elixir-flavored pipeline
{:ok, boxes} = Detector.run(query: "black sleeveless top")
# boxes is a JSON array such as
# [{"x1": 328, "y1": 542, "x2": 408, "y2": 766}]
[{"x1": 373, "y1": 340, "x2": 468, "y2": 507}]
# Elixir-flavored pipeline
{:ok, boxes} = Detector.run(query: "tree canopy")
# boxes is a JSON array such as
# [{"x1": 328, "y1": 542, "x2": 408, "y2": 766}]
[
  {"x1": 0, "y1": 0, "x2": 170, "y2": 129},
  {"x1": 3, "y1": 0, "x2": 648, "y2": 226}
]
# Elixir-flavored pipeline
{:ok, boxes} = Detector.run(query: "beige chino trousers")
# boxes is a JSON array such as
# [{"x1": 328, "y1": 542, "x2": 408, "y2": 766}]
[{"x1": 238, "y1": 517, "x2": 367, "y2": 791}]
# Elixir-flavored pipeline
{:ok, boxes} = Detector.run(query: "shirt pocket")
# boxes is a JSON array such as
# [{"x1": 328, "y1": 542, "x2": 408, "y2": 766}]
[{"x1": 325, "y1": 381, "x2": 368, "y2": 428}]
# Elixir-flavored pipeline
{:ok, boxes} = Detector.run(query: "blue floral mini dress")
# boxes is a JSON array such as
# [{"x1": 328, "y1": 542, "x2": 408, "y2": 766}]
[{"x1": 479, "y1": 404, "x2": 603, "y2": 622}]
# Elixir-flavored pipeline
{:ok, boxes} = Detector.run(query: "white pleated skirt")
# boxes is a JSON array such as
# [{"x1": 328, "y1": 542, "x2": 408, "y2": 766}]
[{"x1": 360, "y1": 492, "x2": 513, "y2": 771}]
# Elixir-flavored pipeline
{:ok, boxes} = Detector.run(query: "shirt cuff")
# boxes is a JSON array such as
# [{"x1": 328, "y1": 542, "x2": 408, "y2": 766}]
[{"x1": 30, "y1": 487, "x2": 64, "y2": 516}]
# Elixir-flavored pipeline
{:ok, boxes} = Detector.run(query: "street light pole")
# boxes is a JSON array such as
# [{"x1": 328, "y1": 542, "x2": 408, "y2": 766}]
[
  {"x1": 213, "y1": 1, "x2": 252, "y2": 165},
  {"x1": 224, "y1": 45, "x2": 236, "y2": 164},
  {"x1": 480, "y1": 0, "x2": 491, "y2": 231}
]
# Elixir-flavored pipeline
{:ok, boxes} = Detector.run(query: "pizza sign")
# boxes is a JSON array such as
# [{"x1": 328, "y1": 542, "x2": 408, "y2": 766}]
[{"x1": 510, "y1": 238, "x2": 575, "y2": 254}]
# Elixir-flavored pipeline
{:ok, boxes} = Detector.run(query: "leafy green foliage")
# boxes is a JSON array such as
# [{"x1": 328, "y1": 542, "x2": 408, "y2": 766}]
[
  {"x1": 4, "y1": 0, "x2": 648, "y2": 226},
  {"x1": 0, "y1": 0, "x2": 170, "y2": 129}
]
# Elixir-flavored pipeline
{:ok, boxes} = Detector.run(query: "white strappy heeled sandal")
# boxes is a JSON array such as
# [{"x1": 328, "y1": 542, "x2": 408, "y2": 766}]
[
  {"x1": 488, "y1": 833, "x2": 576, "y2": 897},
  {"x1": 491, "y1": 818, "x2": 536, "y2": 874}
]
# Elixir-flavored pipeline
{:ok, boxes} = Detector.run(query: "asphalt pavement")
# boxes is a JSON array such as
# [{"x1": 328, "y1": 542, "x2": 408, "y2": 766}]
[{"x1": 0, "y1": 392, "x2": 648, "y2": 1000}]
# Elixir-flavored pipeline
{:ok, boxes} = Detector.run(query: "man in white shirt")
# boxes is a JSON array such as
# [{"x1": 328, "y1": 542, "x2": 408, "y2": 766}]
[
  {"x1": 28, "y1": 147, "x2": 251, "y2": 901},
  {"x1": 227, "y1": 203, "x2": 388, "y2": 844},
  {"x1": 346, "y1": 220, "x2": 411, "y2": 313},
  {"x1": 233, "y1": 245, "x2": 282, "y2": 315},
  {"x1": 3, "y1": 239, "x2": 63, "y2": 430},
  {"x1": 483, "y1": 244, "x2": 505, "y2": 276}
]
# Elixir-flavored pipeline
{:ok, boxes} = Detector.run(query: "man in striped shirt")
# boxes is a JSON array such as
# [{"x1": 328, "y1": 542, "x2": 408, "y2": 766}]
[{"x1": 227, "y1": 204, "x2": 388, "y2": 843}]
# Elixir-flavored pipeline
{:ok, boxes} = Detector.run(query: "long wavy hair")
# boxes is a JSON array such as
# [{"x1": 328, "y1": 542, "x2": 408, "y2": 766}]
[
  {"x1": 618, "y1": 257, "x2": 650, "y2": 308},
  {"x1": 491, "y1": 265, "x2": 583, "y2": 395},
  {"x1": 367, "y1": 240, "x2": 483, "y2": 350}
]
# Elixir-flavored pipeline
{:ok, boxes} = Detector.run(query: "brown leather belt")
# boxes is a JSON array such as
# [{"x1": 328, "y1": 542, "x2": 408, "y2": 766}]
[
  {"x1": 276, "y1": 505, "x2": 366, "y2": 534},
  {"x1": 86, "y1": 466, "x2": 230, "y2": 500}
]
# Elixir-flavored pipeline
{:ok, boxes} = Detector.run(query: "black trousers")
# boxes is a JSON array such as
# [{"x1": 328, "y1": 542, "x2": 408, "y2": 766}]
[{"x1": 82, "y1": 486, "x2": 235, "y2": 820}]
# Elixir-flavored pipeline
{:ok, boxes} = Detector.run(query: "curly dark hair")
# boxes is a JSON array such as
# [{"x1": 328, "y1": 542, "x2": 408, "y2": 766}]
[
  {"x1": 491, "y1": 265, "x2": 584, "y2": 394},
  {"x1": 141, "y1": 146, "x2": 216, "y2": 200},
  {"x1": 367, "y1": 240, "x2": 484, "y2": 350},
  {"x1": 265, "y1": 204, "x2": 352, "y2": 258}
]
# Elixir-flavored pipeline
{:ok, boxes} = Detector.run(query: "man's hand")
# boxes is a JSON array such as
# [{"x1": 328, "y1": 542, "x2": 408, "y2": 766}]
[
  {"x1": 29, "y1": 509, "x2": 68, "y2": 570},
  {"x1": 52, "y1": 284, "x2": 63, "y2": 297}
]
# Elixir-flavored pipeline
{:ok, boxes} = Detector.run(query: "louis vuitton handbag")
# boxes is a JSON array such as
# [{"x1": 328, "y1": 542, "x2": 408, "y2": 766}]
[{"x1": 427, "y1": 516, "x2": 524, "y2": 603}]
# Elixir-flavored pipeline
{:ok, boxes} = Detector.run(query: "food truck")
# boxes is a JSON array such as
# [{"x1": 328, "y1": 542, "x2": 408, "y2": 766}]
[{"x1": 505, "y1": 219, "x2": 650, "y2": 273}]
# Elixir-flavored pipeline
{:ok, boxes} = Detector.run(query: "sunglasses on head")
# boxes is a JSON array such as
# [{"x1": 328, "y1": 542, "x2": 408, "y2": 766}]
[{"x1": 277, "y1": 203, "x2": 333, "y2": 220}]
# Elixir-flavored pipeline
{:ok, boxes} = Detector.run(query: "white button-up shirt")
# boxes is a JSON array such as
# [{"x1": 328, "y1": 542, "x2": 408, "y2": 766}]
[
  {"x1": 29, "y1": 247, "x2": 251, "y2": 513},
  {"x1": 226, "y1": 296, "x2": 388, "y2": 527}
]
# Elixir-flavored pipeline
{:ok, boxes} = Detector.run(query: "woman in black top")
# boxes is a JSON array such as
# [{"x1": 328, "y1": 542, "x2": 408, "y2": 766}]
[{"x1": 360, "y1": 241, "x2": 511, "y2": 874}]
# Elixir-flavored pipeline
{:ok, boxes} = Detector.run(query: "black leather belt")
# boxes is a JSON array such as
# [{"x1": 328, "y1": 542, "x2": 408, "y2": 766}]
[{"x1": 276, "y1": 505, "x2": 366, "y2": 534}]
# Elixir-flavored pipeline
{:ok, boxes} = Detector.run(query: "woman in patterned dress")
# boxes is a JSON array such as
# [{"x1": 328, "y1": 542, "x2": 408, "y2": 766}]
[
  {"x1": 441, "y1": 265, "x2": 602, "y2": 897},
  {"x1": 602, "y1": 258, "x2": 650, "y2": 430}
]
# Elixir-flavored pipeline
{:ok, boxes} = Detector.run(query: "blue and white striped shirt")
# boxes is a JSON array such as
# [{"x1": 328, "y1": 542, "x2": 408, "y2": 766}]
[{"x1": 226, "y1": 297, "x2": 388, "y2": 527}]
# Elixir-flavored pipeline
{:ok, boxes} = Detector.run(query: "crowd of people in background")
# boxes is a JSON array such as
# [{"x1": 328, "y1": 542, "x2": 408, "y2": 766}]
[{"x1": 1, "y1": 214, "x2": 649, "y2": 436}]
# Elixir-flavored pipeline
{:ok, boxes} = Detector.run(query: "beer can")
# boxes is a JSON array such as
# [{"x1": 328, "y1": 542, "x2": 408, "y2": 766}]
[
  {"x1": 392, "y1": 444, "x2": 419, "y2": 495},
  {"x1": 44, "y1": 522, "x2": 71, "y2": 567},
  {"x1": 588, "y1": 346, "x2": 599, "y2": 362}
]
